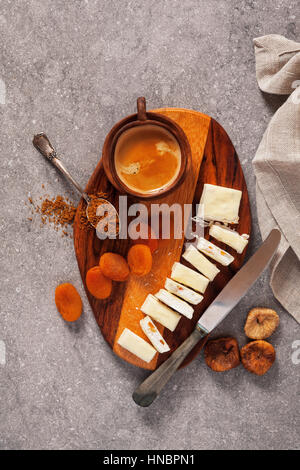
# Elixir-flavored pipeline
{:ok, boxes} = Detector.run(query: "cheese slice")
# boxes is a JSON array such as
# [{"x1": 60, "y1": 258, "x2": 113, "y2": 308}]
[
  {"x1": 199, "y1": 183, "x2": 242, "y2": 224},
  {"x1": 117, "y1": 328, "x2": 157, "y2": 363},
  {"x1": 140, "y1": 316, "x2": 170, "y2": 353},
  {"x1": 171, "y1": 262, "x2": 209, "y2": 294},
  {"x1": 209, "y1": 224, "x2": 249, "y2": 254},
  {"x1": 164, "y1": 278, "x2": 203, "y2": 305},
  {"x1": 155, "y1": 289, "x2": 194, "y2": 319},
  {"x1": 141, "y1": 294, "x2": 181, "y2": 332},
  {"x1": 183, "y1": 244, "x2": 220, "y2": 281},
  {"x1": 197, "y1": 237, "x2": 234, "y2": 266}
]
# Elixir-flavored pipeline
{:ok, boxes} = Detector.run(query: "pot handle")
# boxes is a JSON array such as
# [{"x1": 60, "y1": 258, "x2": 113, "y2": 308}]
[{"x1": 137, "y1": 97, "x2": 147, "y2": 121}]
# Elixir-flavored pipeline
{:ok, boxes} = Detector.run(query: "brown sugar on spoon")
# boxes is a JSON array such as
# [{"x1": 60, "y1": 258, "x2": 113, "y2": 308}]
[
  {"x1": 204, "y1": 337, "x2": 240, "y2": 372},
  {"x1": 86, "y1": 195, "x2": 107, "y2": 227},
  {"x1": 78, "y1": 193, "x2": 106, "y2": 229},
  {"x1": 81, "y1": 192, "x2": 119, "y2": 234},
  {"x1": 240, "y1": 340, "x2": 275, "y2": 376}
]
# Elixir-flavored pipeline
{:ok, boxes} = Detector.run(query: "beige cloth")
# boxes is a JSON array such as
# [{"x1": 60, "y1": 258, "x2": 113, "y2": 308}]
[{"x1": 253, "y1": 35, "x2": 300, "y2": 323}]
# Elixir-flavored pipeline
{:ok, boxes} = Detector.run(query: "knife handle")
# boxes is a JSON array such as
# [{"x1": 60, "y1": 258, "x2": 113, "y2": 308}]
[{"x1": 132, "y1": 327, "x2": 207, "y2": 407}]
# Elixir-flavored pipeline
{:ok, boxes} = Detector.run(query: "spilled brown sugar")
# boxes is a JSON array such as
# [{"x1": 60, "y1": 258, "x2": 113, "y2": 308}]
[
  {"x1": 41, "y1": 196, "x2": 76, "y2": 226},
  {"x1": 27, "y1": 194, "x2": 76, "y2": 237}
]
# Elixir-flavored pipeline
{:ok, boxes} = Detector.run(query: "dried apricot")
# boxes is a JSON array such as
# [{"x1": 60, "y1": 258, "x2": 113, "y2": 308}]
[
  {"x1": 99, "y1": 252, "x2": 129, "y2": 281},
  {"x1": 204, "y1": 337, "x2": 240, "y2": 372},
  {"x1": 244, "y1": 308, "x2": 279, "y2": 339},
  {"x1": 240, "y1": 340, "x2": 275, "y2": 375},
  {"x1": 127, "y1": 244, "x2": 152, "y2": 276},
  {"x1": 55, "y1": 283, "x2": 82, "y2": 322},
  {"x1": 86, "y1": 266, "x2": 112, "y2": 299}
]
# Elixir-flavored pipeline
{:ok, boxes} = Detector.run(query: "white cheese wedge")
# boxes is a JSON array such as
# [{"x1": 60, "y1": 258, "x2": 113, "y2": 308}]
[
  {"x1": 209, "y1": 224, "x2": 249, "y2": 254},
  {"x1": 155, "y1": 289, "x2": 194, "y2": 319},
  {"x1": 199, "y1": 183, "x2": 242, "y2": 224},
  {"x1": 171, "y1": 262, "x2": 209, "y2": 294},
  {"x1": 117, "y1": 328, "x2": 157, "y2": 363},
  {"x1": 197, "y1": 237, "x2": 234, "y2": 266},
  {"x1": 140, "y1": 316, "x2": 170, "y2": 353},
  {"x1": 164, "y1": 278, "x2": 203, "y2": 305},
  {"x1": 183, "y1": 244, "x2": 220, "y2": 281},
  {"x1": 141, "y1": 294, "x2": 181, "y2": 332}
]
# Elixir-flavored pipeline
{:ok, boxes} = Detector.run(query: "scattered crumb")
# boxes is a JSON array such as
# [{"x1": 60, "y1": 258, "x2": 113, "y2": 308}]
[{"x1": 28, "y1": 193, "x2": 76, "y2": 237}]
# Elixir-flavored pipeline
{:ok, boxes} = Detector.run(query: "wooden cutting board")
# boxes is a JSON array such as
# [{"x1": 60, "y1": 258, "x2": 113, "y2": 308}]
[{"x1": 73, "y1": 108, "x2": 251, "y2": 370}]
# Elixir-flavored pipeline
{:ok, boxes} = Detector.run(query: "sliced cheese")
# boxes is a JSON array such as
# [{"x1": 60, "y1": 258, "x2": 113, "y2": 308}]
[
  {"x1": 117, "y1": 328, "x2": 156, "y2": 363},
  {"x1": 197, "y1": 237, "x2": 234, "y2": 266},
  {"x1": 140, "y1": 316, "x2": 170, "y2": 353},
  {"x1": 171, "y1": 262, "x2": 209, "y2": 294},
  {"x1": 164, "y1": 278, "x2": 203, "y2": 305},
  {"x1": 141, "y1": 294, "x2": 181, "y2": 332},
  {"x1": 183, "y1": 244, "x2": 220, "y2": 281},
  {"x1": 199, "y1": 183, "x2": 242, "y2": 224},
  {"x1": 209, "y1": 224, "x2": 249, "y2": 254},
  {"x1": 155, "y1": 289, "x2": 194, "y2": 319}
]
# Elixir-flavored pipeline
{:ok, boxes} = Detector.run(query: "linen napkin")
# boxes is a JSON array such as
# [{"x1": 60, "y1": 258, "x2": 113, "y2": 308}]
[{"x1": 253, "y1": 34, "x2": 300, "y2": 323}]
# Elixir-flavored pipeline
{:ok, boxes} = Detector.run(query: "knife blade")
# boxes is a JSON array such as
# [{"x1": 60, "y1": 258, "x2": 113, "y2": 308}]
[
  {"x1": 197, "y1": 228, "x2": 281, "y2": 334},
  {"x1": 133, "y1": 229, "x2": 281, "y2": 407}
]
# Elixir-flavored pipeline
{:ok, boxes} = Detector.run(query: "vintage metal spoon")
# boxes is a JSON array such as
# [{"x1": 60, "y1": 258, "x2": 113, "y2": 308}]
[{"x1": 33, "y1": 133, "x2": 119, "y2": 231}]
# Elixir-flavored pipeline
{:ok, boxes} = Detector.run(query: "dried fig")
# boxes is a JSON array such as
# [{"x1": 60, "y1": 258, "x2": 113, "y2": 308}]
[
  {"x1": 240, "y1": 340, "x2": 275, "y2": 376},
  {"x1": 204, "y1": 337, "x2": 240, "y2": 372},
  {"x1": 244, "y1": 308, "x2": 279, "y2": 339}
]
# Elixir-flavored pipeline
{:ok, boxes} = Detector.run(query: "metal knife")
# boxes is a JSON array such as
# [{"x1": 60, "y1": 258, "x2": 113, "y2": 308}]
[{"x1": 132, "y1": 228, "x2": 281, "y2": 407}]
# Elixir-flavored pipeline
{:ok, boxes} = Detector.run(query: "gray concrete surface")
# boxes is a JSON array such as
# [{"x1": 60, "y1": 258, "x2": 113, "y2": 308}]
[{"x1": 0, "y1": 0, "x2": 299, "y2": 450}]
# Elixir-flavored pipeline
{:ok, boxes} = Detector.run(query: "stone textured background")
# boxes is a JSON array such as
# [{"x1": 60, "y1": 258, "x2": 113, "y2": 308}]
[{"x1": 0, "y1": 0, "x2": 299, "y2": 450}]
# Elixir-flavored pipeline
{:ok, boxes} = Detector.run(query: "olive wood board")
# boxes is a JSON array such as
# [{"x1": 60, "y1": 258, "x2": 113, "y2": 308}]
[{"x1": 73, "y1": 108, "x2": 251, "y2": 370}]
